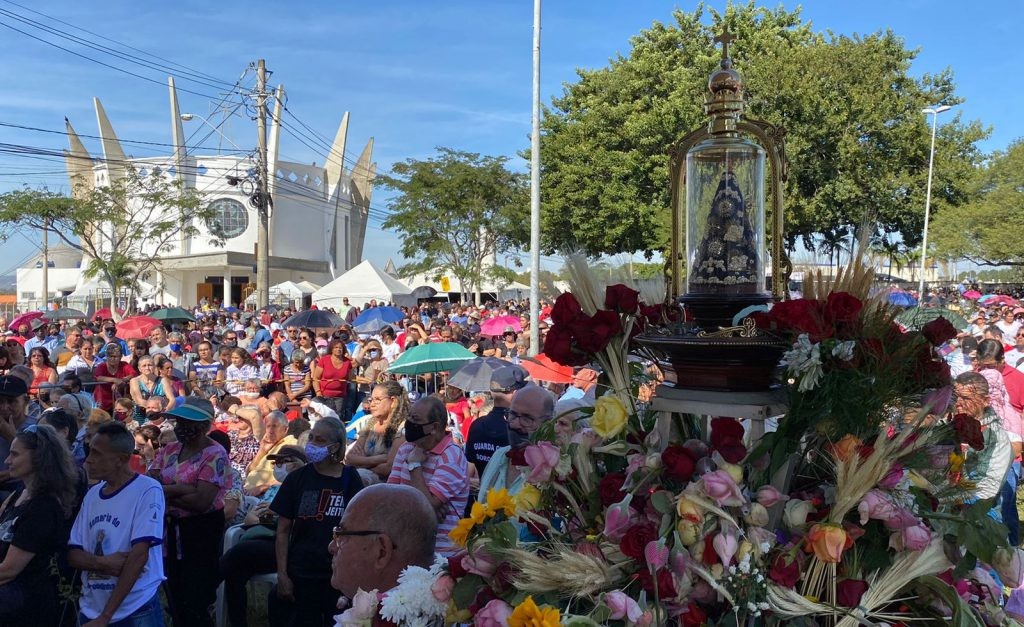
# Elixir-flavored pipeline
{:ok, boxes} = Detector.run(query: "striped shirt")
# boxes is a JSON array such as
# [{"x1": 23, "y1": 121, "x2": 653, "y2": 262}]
[{"x1": 388, "y1": 434, "x2": 469, "y2": 556}]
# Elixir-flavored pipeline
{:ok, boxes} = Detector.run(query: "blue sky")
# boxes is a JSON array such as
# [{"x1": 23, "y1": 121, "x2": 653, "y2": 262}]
[{"x1": 1, "y1": 0, "x2": 1021, "y2": 279}]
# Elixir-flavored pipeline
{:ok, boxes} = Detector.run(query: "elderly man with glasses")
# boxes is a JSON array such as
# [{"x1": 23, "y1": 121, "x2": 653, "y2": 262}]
[{"x1": 477, "y1": 383, "x2": 555, "y2": 497}]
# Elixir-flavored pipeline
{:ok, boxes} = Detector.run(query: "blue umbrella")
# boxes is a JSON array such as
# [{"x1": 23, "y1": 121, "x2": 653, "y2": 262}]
[
  {"x1": 352, "y1": 306, "x2": 406, "y2": 334},
  {"x1": 223, "y1": 306, "x2": 240, "y2": 313},
  {"x1": 888, "y1": 292, "x2": 917, "y2": 307}
]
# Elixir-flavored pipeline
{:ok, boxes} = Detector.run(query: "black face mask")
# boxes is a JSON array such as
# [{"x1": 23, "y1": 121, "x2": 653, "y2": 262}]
[
  {"x1": 339, "y1": 333, "x2": 350, "y2": 342},
  {"x1": 404, "y1": 420, "x2": 430, "y2": 443},
  {"x1": 507, "y1": 426, "x2": 532, "y2": 450},
  {"x1": 104, "y1": 328, "x2": 116, "y2": 336}
]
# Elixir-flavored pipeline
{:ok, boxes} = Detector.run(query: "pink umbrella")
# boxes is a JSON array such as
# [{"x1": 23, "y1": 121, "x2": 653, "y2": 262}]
[
  {"x1": 988, "y1": 295, "x2": 1019, "y2": 307},
  {"x1": 9, "y1": 311, "x2": 44, "y2": 333},
  {"x1": 480, "y1": 315, "x2": 522, "y2": 337},
  {"x1": 963, "y1": 290, "x2": 982, "y2": 300}
]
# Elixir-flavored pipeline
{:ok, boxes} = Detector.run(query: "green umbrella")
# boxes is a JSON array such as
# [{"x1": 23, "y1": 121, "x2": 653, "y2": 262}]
[
  {"x1": 149, "y1": 307, "x2": 197, "y2": 323},
  {"x1": 895, "y1": 307, "x2": 969, "y2": 330},
  {"x1": 43, "y1": 307, "x2": 87, "y2": 321},
  {"x1": 387, "y1": 342, "x2": 477, "y2": 375}
]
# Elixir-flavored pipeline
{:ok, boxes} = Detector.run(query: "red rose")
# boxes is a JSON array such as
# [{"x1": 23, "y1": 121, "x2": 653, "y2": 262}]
[
  {"x1": 701, "y1": 533, "x2": 719, "y2": 566},
  {"x1": 605, "y1": 284, "x2": 640, "y2": 314},
  {"x1": 636, "y1": 567, "x2": 677, "y2": 598},
  {"x1": 598, "y1": 473, "x2": 626, "y2": 507},
  {"x1": 768, "y1": 552, "x2": 801, "y2": 587},
  {"x1": 619, "y1": 522, "x2": 658, "y2": 560},
  {"x1": 543, "y1": 326, "x2": 588, "y2": 367},
  {"x1": 710, "y1": 417, "x2": 747, "y2": 464},
  {"x1": 680, "y1": 603, "x2": 707, "y2": 627},
  {"x1": 836, "y1": 578, "x2": 869, "y2": 608},
  {"x1": 921, "y1": 316, "x2": 958, "y2": 347},
  {"x1": 550, "y1": 292, "x2": 584, "y2": 327},
  {"x1": 447, "y1": 552, "x2": 469, "y2": 578},
  {"x1": 953, "y1": 413, "x2": 984, "y2": 450},
  {"x1": 769, "y1": 298, "x2": 830, "y2": 340},
  {"x1": 573, "y1": 310, "x2": 622, "y2": 354},
  {"x1": 824, "y1": 292, "x2": 863, "y2": 325},
  {"x1": 661, "y1": 444, "x2": 696, "y2": 482}
]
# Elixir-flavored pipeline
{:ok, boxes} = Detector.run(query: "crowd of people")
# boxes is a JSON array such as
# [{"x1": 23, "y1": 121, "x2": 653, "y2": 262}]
[{"x1": 0, "y1": 298, "x2": 601, "y2": 626}]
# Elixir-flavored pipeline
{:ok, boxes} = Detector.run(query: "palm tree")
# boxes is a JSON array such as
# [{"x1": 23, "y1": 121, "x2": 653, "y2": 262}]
[
  {"x1": 870, "y1": 235, "x2": 908, "y2": 282},
  {"x1": 815, "y1": 227, "x2": 851, "y2": 275}
]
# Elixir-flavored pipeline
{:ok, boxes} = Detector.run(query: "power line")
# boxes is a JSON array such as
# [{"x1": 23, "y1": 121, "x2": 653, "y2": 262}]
[
  {"x1": 0, "y1": 7, "x2": 240, "y2": 92},
  {"x1": 0, "y1": 19, "x2": 225, "y2": 100},
  {"x1": 0, "y1": 121, "x2": 248, "y2": 155},
  {"x1": 0, "y1": 0, "x2": 233, "y2": 87}
]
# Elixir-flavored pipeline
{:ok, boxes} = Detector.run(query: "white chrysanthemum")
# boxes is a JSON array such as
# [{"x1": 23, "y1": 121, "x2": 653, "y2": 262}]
[
  {"x1": 781, "y1": 334, "x2": 824, "y2": 391},
  {"x1": 831, "y1": 340, "x2": 855, "y2": 361},
  {"x1": 378, "y1": 564, "x2": 446, "y2": 626}
]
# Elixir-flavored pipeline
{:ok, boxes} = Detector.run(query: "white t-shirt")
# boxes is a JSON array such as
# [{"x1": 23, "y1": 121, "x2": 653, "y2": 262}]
[
  {"x1": 381, "y1": 340, "x2": 401, "y2": 363},
  {"x1": 69, "y1": 473, "x2": 166, "y2": 622}
]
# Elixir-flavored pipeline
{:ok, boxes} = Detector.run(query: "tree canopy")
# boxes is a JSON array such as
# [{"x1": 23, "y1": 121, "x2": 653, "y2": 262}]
[
  {"x1": 0, "y1": 167, "x2": 218, "y2": 315},
  {"x1": 930, "y1": 139, "x2": 1024, "y2": 267},
  {"x1": 377, "y1": 147, "x2": 528, "y2": 303},
  {"x1": 537, "y1": 2, "x2": 987, "y2": 258}
]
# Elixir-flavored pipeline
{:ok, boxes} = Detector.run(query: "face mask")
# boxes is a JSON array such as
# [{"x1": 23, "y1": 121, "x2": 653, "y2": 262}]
[
  {"x1": 174, "y1": 422, "x2": 206, "y2": 442},
  {"x1": 404, "y1": 420, "x2": 431, "y2": 443},
  {"x1": 224, "y1": 341, "x2": 237, "y2": 347},
  {"x1": 304, "y1": 443, "x2": 332, "y2": 464},
  {"x1": 204, "y1": 331, "x2": 214, "y2": 338},
  {"x1": 273, "y1": 465, "x2": 290, "y2": 483},
  {"x1": 169, "y1": 343, "x2": 181, "y2": 352},
  {"x1": 114, "y1": 411, "x2": 129, "y2": 422},
  {"x1": 105, "y1": 328, "x2": 116, "y2": 336},
  {"x1": 368, "y1": 350, "x2": 380, "y2": 358},
  {"x1": 507, "y1": 425, "x2": 532, "y2": 450},
  {"x1": 339, "y1": 333, "x2": 350, "y2": 342},
  {"x1": 317, "y1": 347, "x2": 328, "y2": 356}
]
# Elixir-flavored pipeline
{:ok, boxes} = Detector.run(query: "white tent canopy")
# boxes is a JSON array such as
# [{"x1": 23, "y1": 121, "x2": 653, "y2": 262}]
[
  {"x1": 245, "y1": 280, "x2": 314, "y2": 305},
  {"x1": 312, "y1": 260, "x2": 416, "y2": 309},
  {"x1": 404, "y1": 272, "x2": 530, "y2": 301}
]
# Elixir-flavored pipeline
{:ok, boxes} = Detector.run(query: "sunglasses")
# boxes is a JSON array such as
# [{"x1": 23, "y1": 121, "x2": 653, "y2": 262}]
[{"x1": 331, "y1": 526, "x2": 396, "y2": 548}]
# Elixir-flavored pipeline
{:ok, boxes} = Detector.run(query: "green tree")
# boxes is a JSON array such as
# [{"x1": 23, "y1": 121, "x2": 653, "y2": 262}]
[
  {"x1": 815, "y1": 226, "x2": 852, "y2": 275},
  {"x1": 377, "y1": 148, "x2": 528, "y2": 304},
  {"x1": 0, "y1": 167, "x2": 217, "y2": 316},
  {"x1": 869, "y1": 234, "x2": 909, "y2": 279},
  {"x1": 537, "y1": 2, "x2": 987, "y2": 258},
  {"x1": 930, "y1": 139, "x2": 1024, "y2": 267}
]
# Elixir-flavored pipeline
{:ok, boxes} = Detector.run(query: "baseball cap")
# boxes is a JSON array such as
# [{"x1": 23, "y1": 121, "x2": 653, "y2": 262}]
[
  {"x1": 0, "y1": 375, "x2": 28, "y2": 397},
  {"x1": 490, "y1": 364, "x2": 528, "y2": 393},
  {"x1": 315, "y1": 339, "x2": 329, "y2": 348},
  {"x1": 467, "y1": 323, "x2": 481, "y2": 334},
  {"x1": 267, "y1": 444, "x2": 307, "y2": 463},
  {"x1": 503, "y1": 325, "x2": 516, "y2": 334},
  {"x1": 159, "y1": 396, "x2": 214, "y2": 422}
]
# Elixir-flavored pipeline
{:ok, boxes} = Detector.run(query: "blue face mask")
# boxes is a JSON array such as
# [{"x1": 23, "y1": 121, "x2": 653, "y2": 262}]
[
  {"x1": 304, "y1": 442, "x2": 333, "y2": 464},
  {"x1": 169, "y1": 343, "x2": 182, "y2": 353}
]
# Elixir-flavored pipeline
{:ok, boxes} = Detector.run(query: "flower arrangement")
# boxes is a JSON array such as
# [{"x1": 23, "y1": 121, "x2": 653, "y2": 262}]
[{"x1": 385, "y1": 257, "x2": 1019, "y2": 626}]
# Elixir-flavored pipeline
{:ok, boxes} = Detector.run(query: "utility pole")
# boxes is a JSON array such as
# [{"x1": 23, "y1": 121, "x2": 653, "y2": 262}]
[
  {"x1": 41, "y1": 219, "x2": 48, "y2": 311},
  {"x1": 255, "y1": 59, "x2": 270, "y2": 310},
  {"x1": 528, "y1": 0, "x2": 541, "y2": 357}
]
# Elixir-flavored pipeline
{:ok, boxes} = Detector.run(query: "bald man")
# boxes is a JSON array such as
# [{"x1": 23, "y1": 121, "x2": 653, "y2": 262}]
[
  {"x1": 477, "y1": 383, "x2": 555, "y2": 496},
  {"x1": 329, "y1": 483, "x2": 437, "y2": 600}
]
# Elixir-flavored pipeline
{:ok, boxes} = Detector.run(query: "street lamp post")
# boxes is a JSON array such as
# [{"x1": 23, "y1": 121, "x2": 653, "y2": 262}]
[
  {"x1": 918, "y1": 104, "x2": 952, "y2": 297},
  {"x1": 179, "y1": 113, "x2": 243, "y2": 152}
]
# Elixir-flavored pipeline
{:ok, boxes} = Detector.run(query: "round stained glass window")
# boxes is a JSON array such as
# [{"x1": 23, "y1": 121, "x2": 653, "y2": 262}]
[{"x1": 206, "y1": 197, "x2": 249, "y2": 239}]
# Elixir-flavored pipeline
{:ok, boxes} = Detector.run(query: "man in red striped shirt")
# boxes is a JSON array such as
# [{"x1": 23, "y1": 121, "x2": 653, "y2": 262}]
[{"x1": 387, "y1": 396, "x2": 469, "y2": 556}]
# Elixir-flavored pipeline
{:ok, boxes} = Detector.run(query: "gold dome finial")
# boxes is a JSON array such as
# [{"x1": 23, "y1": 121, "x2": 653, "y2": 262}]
[{"x1": 706, "y1": 25, "x2": 745, "y2": 135}]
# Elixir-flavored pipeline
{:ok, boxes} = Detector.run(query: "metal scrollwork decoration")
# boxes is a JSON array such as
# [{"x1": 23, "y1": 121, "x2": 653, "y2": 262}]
[{"x1": 697, "y1": 316, "x2": 762, "y2": 339}]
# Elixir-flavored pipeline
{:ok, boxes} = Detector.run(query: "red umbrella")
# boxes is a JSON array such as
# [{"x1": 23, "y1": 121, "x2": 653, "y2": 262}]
[
  {"x1": 520, "y1": 353, "x2": 574, "y2": 384},
  {"x1": 480, "y1": 315, "x2": 522, "y2": 337},
  {"x1": 963, "y1": 290, "x2": 982, "y2": 300},
  {"x1": 93, "y1": 307, "x2": 126, "y2": 321},
  {"x1": 116, "y1": 316, "x2": 161, "y2": 340},
  {"x1": 9, "y1": 311, "x2": 44, "y2": 333}
]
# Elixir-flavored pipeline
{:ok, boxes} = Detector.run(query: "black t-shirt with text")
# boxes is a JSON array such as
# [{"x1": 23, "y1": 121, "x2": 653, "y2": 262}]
[
  {"x1": 270, "y1": 464, "x2": 363, "y2": 579},
  {"x1": 465, "y1": 407, "x2": 510, "y2": 476}
]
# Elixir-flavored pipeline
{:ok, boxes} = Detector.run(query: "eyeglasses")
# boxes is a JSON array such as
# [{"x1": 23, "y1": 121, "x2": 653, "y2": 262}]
[
  {"x1": 225, "y1": 336, "x2": 237, "y2": 341},
  {"x1": 506, "y1": 411, "x2": 550, "y2": 428},
  {"x1": 331, "y1": 527, "x2": 395, "y2": 548},
  {"x1": 368, "y1": 395, "x2": 390, "y2": 404}
]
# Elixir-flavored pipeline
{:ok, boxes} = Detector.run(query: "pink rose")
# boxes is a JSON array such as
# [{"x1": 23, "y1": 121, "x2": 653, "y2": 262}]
[
  {"x1": 702, "y1": 470, "x2": 745, "y2": 507},
  {"x1": 712, "y1": 530, "x2": 739, "y2": 566},
  {"x1": 883, "y1": 507, "x2": 920, "y2": 531},
  {"x1": 430, "y1": 574, "x2": 455, "y2": 603},
  {"x1": 670, "y1": 549, "x2": 691, "y2": 577},
  {"x1": 645, "y1": 539, "x2": 669, "y2": 570},
  {"x1": 890, "y1": 523, "x2": 931, "y2": 551},
  {"x1": 857, "y1": 489, "x2": 897, "y2": 525},
  {"x1": 475, "y1": 598, "x2": 513, "y2": 627},
  {"x1": 878, "y1": 463, "x2": 905, "y2": 489},
  {"x1": 755, "y1": 485, "x2": 787, "y2": 508},
  {"x1": 461, "y1": 546, "x2": 498, "y2": 577},
  {"x1": 603, "y1": 494, "x2": 636, "y2": 541},
  {"x1": 524, "y1": 441, "x2": 561, "y2": 483},
  {"x1": 605, "y1": 590, "x2": 644, "y2": 623}
]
